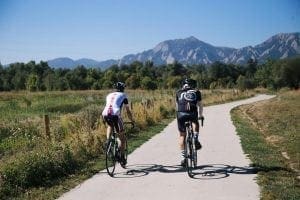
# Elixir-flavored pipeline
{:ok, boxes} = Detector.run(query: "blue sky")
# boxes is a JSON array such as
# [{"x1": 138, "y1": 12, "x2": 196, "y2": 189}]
[{"x1": 0, "y1": 0, "x2": 299, "y2": 64}]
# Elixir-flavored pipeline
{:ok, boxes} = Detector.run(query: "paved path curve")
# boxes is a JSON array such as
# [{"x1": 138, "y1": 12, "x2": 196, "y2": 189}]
[{"x1": 58, "y1": 94, "x2": 275, "y2": 200}]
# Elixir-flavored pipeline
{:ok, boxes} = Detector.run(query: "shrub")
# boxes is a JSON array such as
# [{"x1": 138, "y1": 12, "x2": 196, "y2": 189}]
[
  {"x1": 237, "y1": 75, "x2": 256, "y2": 91},
  {"x1": 0, "y1": 145, "x2": 78, "y2": 196},
  {"x1": 159, "y1": 105, "x2": 169, "y2": 118},
  {"x1": 79, "y1": 104, "x2": 102, "y2": 131},
  {"x1": 0, "y1": 126, "x2": 10, "y2": 141}
]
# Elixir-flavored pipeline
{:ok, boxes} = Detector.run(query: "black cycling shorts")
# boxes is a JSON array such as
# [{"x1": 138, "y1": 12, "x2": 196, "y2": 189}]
[
  {"x1": 176, "y1": 112, "x2": 198, "y2": 133},
  {"x1": 103, "y1": 115, "x2": 124, "y2": 133}
]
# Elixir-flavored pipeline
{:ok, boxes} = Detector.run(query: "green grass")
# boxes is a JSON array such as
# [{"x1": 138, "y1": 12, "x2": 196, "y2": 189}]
[
  {"x1": 231, "y1": 90, "x2": 300, "y2": 200},
  {"x1": 0, "y1": 91, "x2": 106, "y2": 121}
]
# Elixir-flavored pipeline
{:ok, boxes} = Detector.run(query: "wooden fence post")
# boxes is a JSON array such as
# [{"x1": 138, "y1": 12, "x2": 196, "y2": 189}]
[{"x1": 44, "y1": 114, "x2": 50, "y2": 139}]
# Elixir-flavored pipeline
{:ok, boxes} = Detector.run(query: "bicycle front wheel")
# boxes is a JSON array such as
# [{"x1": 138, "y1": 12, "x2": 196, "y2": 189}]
[
  {"x1": 123, "y1": 135, "x2": 128, "y2": 167},
  {"x1": 105, "y1": 139, "x2": 117, "y2": 177}
]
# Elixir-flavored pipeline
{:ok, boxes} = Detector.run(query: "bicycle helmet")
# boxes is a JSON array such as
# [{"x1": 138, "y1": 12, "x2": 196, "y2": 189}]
[
  {"x1": 114, "y1": 81, "x2": 126, "y2": 92},
  {"x1": 182, "y1": 78, "x2": 196, "y2": 89}
]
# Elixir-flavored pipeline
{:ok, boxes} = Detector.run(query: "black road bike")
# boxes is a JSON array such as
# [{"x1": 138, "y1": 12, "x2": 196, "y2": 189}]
[
  {"x1": 184, "y1": 117, "x2": 204, "y2": 177},
  {"x1": 105, "y1": 121, "x2": 134, "y2": 177}
]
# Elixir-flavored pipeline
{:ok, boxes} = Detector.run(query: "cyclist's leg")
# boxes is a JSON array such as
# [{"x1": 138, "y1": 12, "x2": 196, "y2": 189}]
[
  {"x1": 188, "y1": 112, "x2": 198, "y2": 132},
  {"x1": 191, "y1": 113, "x2": 201, "y2": 150},
  {"x1": 114, "y1": 116, "x2": 125, "y2": 151},
  {"x1": 106, "y1": 126, "x2": 112, "y2": 139},
  {"x1": 118, "y1": 130, "x2": 125, "y2": 152},
  {"x1": 177, "y1": 112, "x2": 188, "y2": 165},
  {"x1": 177, "y1": 112, "x2": 186, "y2": 148},
  {"x1": 114, "y1": 116, "x2": 125, "y2": 148},
  {"x1": 192, "y1": 119, "x2": 199, "y2": 133},
  {"x1": 103, "y1": 116, "x2": 113, "y2": 140},
  {"x1": 113, "y1": 115, "x2": 127, "y2": 166}
]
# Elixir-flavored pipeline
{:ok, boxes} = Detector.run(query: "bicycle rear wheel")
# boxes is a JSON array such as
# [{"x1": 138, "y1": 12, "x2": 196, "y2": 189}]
[
  {"x1": 185, "y1": 135, "x2": 194, "y2": 177},
  {"x1": 105, "y1": 138, "x2": 117, "y2": 177},
  {"x1": 192, "y1": 139, "x2": 197, "y2": 168}
]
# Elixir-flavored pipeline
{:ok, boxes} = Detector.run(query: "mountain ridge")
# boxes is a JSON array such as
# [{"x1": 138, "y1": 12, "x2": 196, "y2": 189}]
[{"x1": 47, "y1": 32, "x2": 300, "y2": 68}]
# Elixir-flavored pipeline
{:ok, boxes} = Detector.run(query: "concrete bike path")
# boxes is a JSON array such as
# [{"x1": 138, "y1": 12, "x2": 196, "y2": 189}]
[{"x1": 58, "y1": 94, "x2": 275, "y2": 200}]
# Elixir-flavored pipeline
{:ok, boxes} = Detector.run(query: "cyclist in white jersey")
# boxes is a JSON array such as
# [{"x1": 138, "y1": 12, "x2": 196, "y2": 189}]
[{"x1": 102, "y1": 82, "x2": 134, "y2": 167}]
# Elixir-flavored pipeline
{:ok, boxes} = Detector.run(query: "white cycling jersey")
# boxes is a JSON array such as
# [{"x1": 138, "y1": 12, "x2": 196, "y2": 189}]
[{"x1": 102, "y1": 92, "x2": 128, "y2": 116}]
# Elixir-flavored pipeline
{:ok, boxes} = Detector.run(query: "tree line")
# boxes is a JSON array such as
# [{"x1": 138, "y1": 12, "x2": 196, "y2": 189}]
[{"x1": 0, "y1": 56, "x2": 299, "y2": 91}]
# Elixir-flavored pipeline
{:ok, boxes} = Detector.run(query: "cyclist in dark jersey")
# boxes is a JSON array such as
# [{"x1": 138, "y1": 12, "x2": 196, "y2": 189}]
[
  {"x1": 176, "y1": 78, "x2": 204, "y2": 166},
  {"x1": 102, "y1": 82, "x2": 134, "y2": 167}
]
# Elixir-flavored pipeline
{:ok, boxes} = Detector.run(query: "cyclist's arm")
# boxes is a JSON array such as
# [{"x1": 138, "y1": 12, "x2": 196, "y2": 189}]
[
  {"x1": 197, "y1": 101, "x2": 203, "y2": 118},
  {"x1": 196, "y1": 90, "x2": 203, "y2": 118}
]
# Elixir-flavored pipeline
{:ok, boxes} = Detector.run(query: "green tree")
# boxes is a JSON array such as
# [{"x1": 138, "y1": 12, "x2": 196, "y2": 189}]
[
  {"x1": 245, "y1": 58, "x2": 258, "y2": 77},
  {"x1": 12, "y1": 70, "x2": 27, "y2": 90},
  {"x1": 141, "y1": 76, "x2": 157, "y2": 90},
  {"x1": 102, "y1": 69, "x2": 118, "y2": 88},
  {"x1": 167, "y1": 61, "x2": 187, "y2": 76},
  {"x1": 166, "y1": 76, "x2": 182, "y2": 89},
  {"x1": 237, "y1": 75, "x2": 255, "y2": 91},
  {"x1": 255, "y1": 60, "x2": 273, "y2": 88},
  {"x1": 43, "y1": 70, "x2": 56, "y2": 91},
  {"x1": 54, "y1": 77, "x2": 69, "y2": 91},
  {"x1": 65, "y1": 66, "x2": 88, "y2": 90},
  {"x1": 86, "y1": 68, "x2": 101, "y2": 89},
  {"x1": 26, "y1": 74, "x2": 39, "y2": 91},
  {"x1": 125, "y1": 75, "x2": 140, "y2": 89},
  {"x1": 54, "y1": 68, "x2": 70, "y2": 90},
  {"x1": 281, "y1": 57, "x2": 300, "y2": 89}
]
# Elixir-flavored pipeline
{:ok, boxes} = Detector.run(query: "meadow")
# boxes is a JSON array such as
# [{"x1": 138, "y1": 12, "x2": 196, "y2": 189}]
[
  {"x1": 232, "y1": 90, "x2": 300, "y2": 200},
  {"x1": 0, "y1": 89, "x2": 257, "y2": 199}
]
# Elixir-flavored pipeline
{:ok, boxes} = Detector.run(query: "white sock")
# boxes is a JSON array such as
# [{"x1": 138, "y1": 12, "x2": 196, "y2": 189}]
[{"x1": 181, "y1": 150, "x2": 185, "y2": 159}]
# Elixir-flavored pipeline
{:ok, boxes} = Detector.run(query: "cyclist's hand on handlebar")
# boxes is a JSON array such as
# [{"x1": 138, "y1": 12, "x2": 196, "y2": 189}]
[{"x1": 199, "y1": 116, "x2": 204, "y2": 127}]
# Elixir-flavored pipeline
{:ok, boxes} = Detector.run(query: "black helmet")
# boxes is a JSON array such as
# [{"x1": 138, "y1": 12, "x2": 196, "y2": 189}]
[
  {"x1": 114, "y1": 81, "x2": 126, "y2": 92},
  {"x1": 182, "y1": 78, "x2": 196, "y2": 89}
]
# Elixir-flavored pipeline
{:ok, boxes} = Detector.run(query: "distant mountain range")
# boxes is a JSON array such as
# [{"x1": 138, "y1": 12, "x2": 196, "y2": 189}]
[
  {"x1": 47, "y1": 32, "x2": 300, "y2": 69},
  {"x1": 47, "y1": 57, "x2": 115, "y2": 69}
]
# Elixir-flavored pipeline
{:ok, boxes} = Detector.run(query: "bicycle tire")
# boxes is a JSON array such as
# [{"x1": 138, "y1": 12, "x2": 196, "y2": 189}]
[
  {"x1": 185, "y1": 133, "x2": 194, "y2": 177},
  {"x1": 121, "y1": 122, "x2": 133, "y2": 168},
  {"x1": 105, "y1": 138, "x2": 117, "y2": 177},
  {"x1": 192, "y1": 139, "x2": 197, "y2": 168},
  {"x1": 119, "y1": 135, "x2": 128, "y2": 169}
]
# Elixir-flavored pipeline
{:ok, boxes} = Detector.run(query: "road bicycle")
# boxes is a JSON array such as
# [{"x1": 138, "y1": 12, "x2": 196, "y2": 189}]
[
  {"x1": 105, "y1": 121, "x2": 134, "y2": 177},
  {"x1": 184, "y1": 117, "x2": 204, "y2": 177}
]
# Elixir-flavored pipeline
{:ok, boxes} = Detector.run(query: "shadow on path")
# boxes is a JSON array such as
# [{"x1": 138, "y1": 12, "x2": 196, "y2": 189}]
[
  {"x1": 110, "y1": 163, "x2": 249, "y2": 179},
  {"x1": 110, "y1": 163, "x2": 290, "y2": 179}
]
